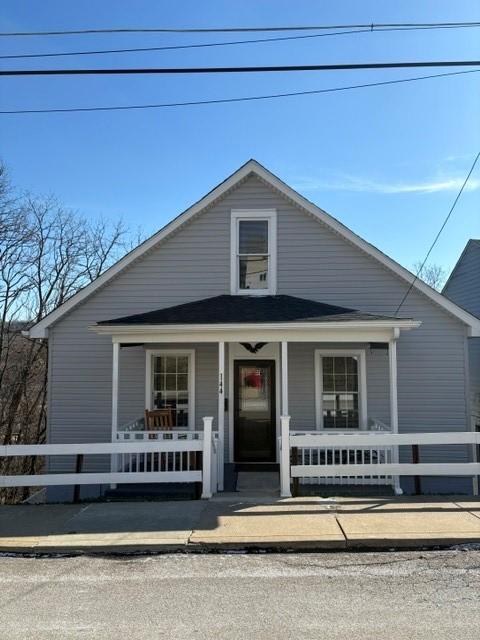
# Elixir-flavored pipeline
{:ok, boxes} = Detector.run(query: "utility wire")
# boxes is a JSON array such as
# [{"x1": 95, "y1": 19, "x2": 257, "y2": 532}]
[
  {"x1": 2, "y1": 24, "x2": 478, "y2": 61},
  {"x1": 1, "y1": 21, "x2": 479, "y2": 36},
  {"x1": 1, "y1": 68, "x2": 478, "y2": 115},
  {"x1": 395, "y1": 151, "x2": 480, "y2": 315},
  {"x1": 0, "y1": 29, "x2": 383, "y2": 60},
  {"x1": 2, "y1": 60, "x2": 480, "y2": 77}
]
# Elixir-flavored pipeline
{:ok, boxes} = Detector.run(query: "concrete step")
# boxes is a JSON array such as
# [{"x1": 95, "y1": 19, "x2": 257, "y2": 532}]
[{"x1": 236, "y1": 471, "x2": 279, "y2": 495}]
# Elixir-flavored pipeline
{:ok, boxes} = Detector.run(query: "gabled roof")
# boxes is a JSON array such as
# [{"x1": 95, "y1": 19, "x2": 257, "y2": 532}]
[
  {"x1": 96, "y1": 294, "x2": 410, "y2": 326},
  {"x1": 30, "y1": 159, "x2": 480, "y2": 338},
  {"x1": 443, "y1": 239, "x2": 480, "y2": 293}
]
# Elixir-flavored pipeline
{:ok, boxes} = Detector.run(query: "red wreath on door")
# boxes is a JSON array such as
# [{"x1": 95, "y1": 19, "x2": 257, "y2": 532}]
[{"x1": 245, "y1": 370, "x2": 263, "y2": 389}]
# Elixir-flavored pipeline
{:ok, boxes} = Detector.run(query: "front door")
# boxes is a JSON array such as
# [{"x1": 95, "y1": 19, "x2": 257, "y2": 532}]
[{"x1": 234, "y1": 360, "x2": 276, "y2": 463}]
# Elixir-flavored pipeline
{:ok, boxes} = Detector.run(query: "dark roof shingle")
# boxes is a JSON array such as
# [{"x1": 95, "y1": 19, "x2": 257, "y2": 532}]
[{"x1": 97, "y1": 295, "x2": 405, "y2": 326}]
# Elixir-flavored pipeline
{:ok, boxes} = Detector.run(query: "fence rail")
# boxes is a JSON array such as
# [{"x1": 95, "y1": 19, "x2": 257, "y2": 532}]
[
  {"x1": 0, "y1": 417, "x2": 217, "y2": 499},
  {"x1": 280, "y1": 416, "x2": 480, "y2": 497}
]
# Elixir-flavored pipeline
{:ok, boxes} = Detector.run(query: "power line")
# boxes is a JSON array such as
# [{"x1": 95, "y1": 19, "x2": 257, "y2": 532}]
[
  {"x1": 1, "y1": 24, "x2": 478, "y2": 61},
  {"x1": 1, "y1": 68, "x2": 478, "y2": 115},
  {"x1": 1, "y1": 21, "x2": 479, "y2": 36},
  {"x1": 2, "y1": 60, "x2": 480, "y2": 77},
  {"x1": 0, "y1": 29, "x2": 384, "y2": 60},
  {"x1": 395, "y1": 151, "x2": 480, "y2": 315}
]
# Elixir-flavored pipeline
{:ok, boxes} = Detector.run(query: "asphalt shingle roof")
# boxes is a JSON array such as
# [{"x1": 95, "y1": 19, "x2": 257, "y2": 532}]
[{"x1": 97, "y1": 295, "x2": 406, "y2": 326}]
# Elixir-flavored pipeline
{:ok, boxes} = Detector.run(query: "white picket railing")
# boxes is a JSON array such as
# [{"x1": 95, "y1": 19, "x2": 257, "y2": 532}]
[
  {"x1": 116, "y1": 426, "x2": 223, "y2": 493},
  {"x1": 280, "y1": 416, "x2": 480, "y2": 497},
  {"x1": 291, "y1": 436, "x2": 395, "y2": 488},
  {"x1": 0, "y1": 417, "x2": 218, "y2": 499}
]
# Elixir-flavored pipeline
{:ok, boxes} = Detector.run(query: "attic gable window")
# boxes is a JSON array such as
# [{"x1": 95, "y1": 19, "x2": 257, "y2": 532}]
[{"x1": 231, "y1": 209, "x2": 277, "y2": 295}]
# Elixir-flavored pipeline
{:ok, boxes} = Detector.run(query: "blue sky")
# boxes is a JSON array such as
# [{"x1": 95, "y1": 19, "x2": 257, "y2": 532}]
[{"x1": 1, "y1": 1, "x2": 479, "y2": 276}]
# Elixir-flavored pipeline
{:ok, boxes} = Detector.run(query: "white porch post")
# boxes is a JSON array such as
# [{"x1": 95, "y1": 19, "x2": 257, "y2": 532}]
[
  {"x1": 280, "y1": 341, "x2": 292, "y2": 497},
  {"x1": 201, "y1": 416, "x2": 213, "y2": 498},
  {"x1": 110, "y1": 341, "x2": 120, "y2": 487},
  {"x1": 217, "y1": 341, "x2": 225, "y2": 491},
  {"x1": 280, "y1": 415, "x2": 292, "y2": 497},
  {"x1": 389, "y1": 334, "x2": 402, "y2": 495},
  {"x1": 281, "y1": 341, "x2": 289, "y2": 415}
]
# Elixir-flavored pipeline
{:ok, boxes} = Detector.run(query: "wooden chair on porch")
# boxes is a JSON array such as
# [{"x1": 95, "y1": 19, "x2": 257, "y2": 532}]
[
  {"x1": 144, "y1": 408, "x2": 173, "y2": 430},
  {"x1": 144, "y1": 408, "x2": 174, "y2": 474}
]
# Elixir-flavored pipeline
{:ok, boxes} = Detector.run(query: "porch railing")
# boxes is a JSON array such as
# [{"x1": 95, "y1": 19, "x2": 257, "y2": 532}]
[
  {"x1": 280, "y1": 416, "x2": 480, "y2": 497},
  {"x1": 290, "y1": 434, "x2": 395, "y2": 489},
  {"x1": 116, "y1": 421, "x2": 223, "y2": 492},
  {"x1": 0, "y1": 417, "x2": 218, "y2": 499}
]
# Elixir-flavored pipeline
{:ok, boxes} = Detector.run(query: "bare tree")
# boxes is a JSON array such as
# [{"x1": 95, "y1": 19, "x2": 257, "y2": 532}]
[
  {"x1": 413, "y1": 261, "x2": 447, "y2": 291},
  {"x1": 0, "y1": 163, "x2": 132, "y2": 503}
]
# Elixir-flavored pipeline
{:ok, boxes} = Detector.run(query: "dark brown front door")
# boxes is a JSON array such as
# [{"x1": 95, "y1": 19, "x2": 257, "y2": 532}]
[{"x1": 234, "y1": 360, "x2": 276, "y2": 463}]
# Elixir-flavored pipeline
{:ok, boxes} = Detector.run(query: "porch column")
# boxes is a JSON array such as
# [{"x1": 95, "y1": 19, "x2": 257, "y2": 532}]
[
  {"x1": 280, "y1": 341, "x2": 292, "y2": 497},
  {"x1": 281, "y1": 341, "x2": 289, "y2": 415},
  {"x1": 217, "y1": 341, "x2": 225, "y2": 491},
  {"x1": 388, "y1": 334, "x2": 402, "y2": 495},
  {"x1": 110, "y1": 341, "x2": 120, "y2": 485}
]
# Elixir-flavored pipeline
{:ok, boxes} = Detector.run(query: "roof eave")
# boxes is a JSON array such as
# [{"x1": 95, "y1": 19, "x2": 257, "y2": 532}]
[{"x1": 90, "y1": 319, "x2": 422, "y2": 335}]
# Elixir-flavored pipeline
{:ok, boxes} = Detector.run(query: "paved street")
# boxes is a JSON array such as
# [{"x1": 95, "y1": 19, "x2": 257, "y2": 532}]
[{"x1": 1, "y1": 550, "x2": 480, "y2": 639}]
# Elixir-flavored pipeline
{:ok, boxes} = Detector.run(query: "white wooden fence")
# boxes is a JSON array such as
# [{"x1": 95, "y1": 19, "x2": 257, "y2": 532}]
[
  {"x1": 0, "y1": 417, "x2": 217, "y2": 499},
  {"x1": 280, "y1": 416, "x2": 480, "y2": 497}
]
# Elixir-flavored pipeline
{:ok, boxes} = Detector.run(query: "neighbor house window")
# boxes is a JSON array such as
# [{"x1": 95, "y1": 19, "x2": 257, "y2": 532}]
[
  {"x1": 231, "y1": 210, "x2": 277, "y2": 295},
  {"x1": 315, "y1": 351, "x2": 367, "y2": 429},
  {"x1": 147, "y1": 350, "x2": 195, "y2": 428}
]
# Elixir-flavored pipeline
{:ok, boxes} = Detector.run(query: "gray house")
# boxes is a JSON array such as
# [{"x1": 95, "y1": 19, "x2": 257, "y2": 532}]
[
  {"x1": 443, "y1": 240, "x2": 480, "y2": 432},
  {"x1": 29, "y1": 160, "x2": 480, "y2": 499}
]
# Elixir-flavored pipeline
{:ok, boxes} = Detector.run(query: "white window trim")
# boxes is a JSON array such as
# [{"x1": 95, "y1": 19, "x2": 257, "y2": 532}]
[
  {"x1": 145, "y1": 349, "x2": 196, "y2": 430},
  {"x1": 230, "y1": 209, "x2": 277, "y2": 295},
  {"x1": 314, "y1": 349, "x2": 368, "y2": 430}
]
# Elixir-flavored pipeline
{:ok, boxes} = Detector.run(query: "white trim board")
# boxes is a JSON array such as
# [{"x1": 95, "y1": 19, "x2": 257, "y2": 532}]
[
  {"x1": 95, "y1": 324, "x2": 419, "y2": 345},
  {"x1": 29, "y1": 159, "x2": 480, "y2": 338}
]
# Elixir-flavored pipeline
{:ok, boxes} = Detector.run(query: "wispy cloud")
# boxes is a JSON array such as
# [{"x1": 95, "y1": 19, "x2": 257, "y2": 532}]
[{"x1": 293, "y1": 174, "x2": 480, "y2": 195}]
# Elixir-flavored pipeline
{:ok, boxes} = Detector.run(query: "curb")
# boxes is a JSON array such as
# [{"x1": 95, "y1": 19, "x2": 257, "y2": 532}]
[{"x1": 2, "y1": 536, "x2": 480, "y2": 556}]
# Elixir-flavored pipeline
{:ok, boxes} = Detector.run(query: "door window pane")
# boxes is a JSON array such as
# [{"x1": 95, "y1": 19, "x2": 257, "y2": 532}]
[
  {"x1": 321, "y1": 356, "x2": 360, "y2": 429},
  {"x1": 239, "y1": 366, "x2": 270, "y2": 412},
  {"x1": 152, "y1": 354, "x2": 190, "y2": 428}
]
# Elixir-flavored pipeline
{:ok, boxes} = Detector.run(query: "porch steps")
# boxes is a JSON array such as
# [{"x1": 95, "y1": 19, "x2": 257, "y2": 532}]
[{"x1": 237, "y1": 472, "x2": 279, "y2": 495}]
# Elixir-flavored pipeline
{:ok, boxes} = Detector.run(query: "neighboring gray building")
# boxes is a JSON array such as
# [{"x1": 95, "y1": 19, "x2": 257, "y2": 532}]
[
  {"x1": 29, "y1": 160, "x2": 480, "y2": 499},
  {"x1": 443, "y1": 239, "x2": 480, "y2": 431}
]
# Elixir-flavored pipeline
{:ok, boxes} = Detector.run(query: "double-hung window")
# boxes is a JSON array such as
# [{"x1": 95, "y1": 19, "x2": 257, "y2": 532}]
[
  {"x1": 146, "y1": 350, "x2": 195, "y2": 428},
  {"x1": 315, "y1": 350, "x2": 367, "y2": 430},
  {"x1": 231, "y1": 210, "x2": 276, "y2": 295}
]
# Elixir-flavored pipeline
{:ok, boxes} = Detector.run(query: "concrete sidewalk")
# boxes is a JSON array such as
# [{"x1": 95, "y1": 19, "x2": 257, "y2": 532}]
[{"x1": 2, "y1": 495, "x2": 480, "y2": 553}]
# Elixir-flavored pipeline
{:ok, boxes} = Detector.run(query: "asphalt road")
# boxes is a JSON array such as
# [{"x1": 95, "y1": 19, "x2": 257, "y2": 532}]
[{"x1": 1, "y1": 549, "x2": 480, "y2": 639}]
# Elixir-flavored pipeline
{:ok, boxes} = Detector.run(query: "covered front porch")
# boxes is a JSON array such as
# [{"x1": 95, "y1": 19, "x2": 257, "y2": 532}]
[{"x1": 91, "y1": 295, "x2": 420, "y2": 496}]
